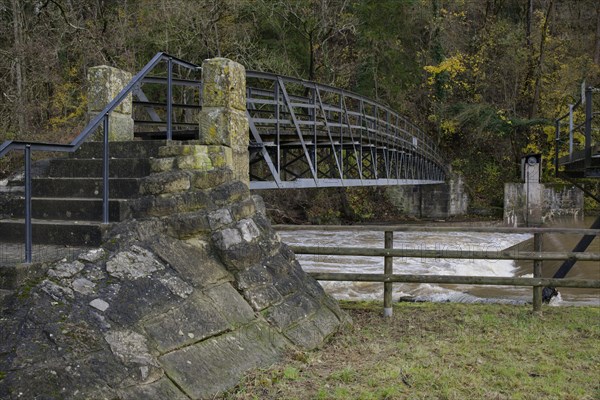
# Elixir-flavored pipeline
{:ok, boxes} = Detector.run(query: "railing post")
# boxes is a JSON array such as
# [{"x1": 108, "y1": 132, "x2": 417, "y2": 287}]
[
  {"x1": 167, "y1": 57, "x2": 173, "y2": 141},
  {"x1": 555, "y1": 119, "x2": 560, "y2": 177},
  {"x1": 24, "y1": 144, "x2": 32, "y2": 263},
  {"x1": 275, "y1": 79, "x2": 281, "y2": 176},
  {"x1": 383, "y1": 230, "x2": 394, "y2": 317},
  {"x1": 533, "y1": 232, "x2": 543, "y2": 313},
  {"x1": 102, "y1": 114, "x2": 110, "y2": 224},
  {"x1": 584, "y1": 87, "x2": 592, "y2": 170},
  {"x1": 568, "y1": 104, "x2": 573, "y2": 162}
]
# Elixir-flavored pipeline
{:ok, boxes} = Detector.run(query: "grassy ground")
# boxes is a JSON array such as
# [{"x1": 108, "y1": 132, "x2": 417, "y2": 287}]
[{"x1": 223, "y1": 302, "x2": 600, "y2": 400}]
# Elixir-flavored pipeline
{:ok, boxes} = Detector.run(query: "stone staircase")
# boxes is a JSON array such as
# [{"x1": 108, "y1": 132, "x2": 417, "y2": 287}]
[{"x1": 0, "y1": 140, "x2": 169, "y2": 289}]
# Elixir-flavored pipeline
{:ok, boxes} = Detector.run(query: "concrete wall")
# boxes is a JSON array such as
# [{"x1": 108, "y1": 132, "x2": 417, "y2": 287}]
[
  {"x1": 503, "y1": 183, "x2": 584, "y2": 226},
  {"x1": 385, "y1": 173, "x2": 469, "y2": 219}
]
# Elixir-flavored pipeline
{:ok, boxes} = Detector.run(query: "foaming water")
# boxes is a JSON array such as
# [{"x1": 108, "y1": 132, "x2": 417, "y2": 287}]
[{"x1": 279, "y1": 227, "x2": 599, "y2": 306}]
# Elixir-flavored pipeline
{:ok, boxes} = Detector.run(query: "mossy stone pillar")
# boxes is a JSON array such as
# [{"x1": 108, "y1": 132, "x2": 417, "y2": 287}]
[
  {"x1": 197, "y1": 58, "x2": 249, "y2": 186},
  {"x1": 87, "y1": 65, "x2": 134, "y2": 141}
]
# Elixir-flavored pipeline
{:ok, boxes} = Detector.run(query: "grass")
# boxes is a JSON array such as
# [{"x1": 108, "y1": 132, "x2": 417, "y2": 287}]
[{"x1": 222, "y1": 301, "x2": 600, "y2": 400}]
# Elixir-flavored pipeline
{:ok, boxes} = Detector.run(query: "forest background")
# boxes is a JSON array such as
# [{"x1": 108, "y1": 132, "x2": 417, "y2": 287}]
[{"x1": 2, "y1": 0, "x2": 600, "y2": 222}]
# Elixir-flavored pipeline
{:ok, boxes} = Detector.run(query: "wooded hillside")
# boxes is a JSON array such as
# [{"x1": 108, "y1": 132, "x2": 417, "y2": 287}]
[{"x1": 2, "y1": 0, "x2": 599, "y2": 209}]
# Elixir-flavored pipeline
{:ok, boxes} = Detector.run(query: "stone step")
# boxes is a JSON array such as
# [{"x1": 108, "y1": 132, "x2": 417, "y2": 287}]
[
  {"x1": 4, "y1": 197, "x2": 130, "y2": 222},
  {"x1": 0, "y1": 219, "x2": 106, "y2": 246},
  {"x1": 70, "y1": 140, "x2": 167, "y2": 159},
  {"x1": 7, "y1": 178, "x2": 143, "y2": 199},
  {"x1": 47, "y1": 158, "x2": 152, "y2": 178}
]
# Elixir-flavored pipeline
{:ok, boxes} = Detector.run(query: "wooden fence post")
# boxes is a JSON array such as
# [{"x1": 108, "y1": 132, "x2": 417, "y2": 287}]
[
  {"x1": 384, "y1": 230, "x2": 394, "y2": 317},
  {"x1": 533, "y1": 232, "x2": 543, "y2": 313}
]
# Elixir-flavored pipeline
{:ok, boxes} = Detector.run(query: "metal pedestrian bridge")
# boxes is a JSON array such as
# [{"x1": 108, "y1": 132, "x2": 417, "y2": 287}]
[
  {"x1": 244, "y1": 71, "x2": 446, "y2": 189},
  {"x1": 0, "y1": 52, "x2": 447, "y2": 193},
  {"x1": 127, "y1": 53, "x2": 447, "y2": 189}
]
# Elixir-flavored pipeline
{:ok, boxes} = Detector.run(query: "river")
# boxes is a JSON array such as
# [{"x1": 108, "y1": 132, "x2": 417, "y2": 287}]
[{"x1": 278, "y1": 217, "x2": 600, "y2": 306}]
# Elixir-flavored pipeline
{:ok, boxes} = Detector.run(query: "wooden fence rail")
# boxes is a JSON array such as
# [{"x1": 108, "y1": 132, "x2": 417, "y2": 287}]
[{"x1": 275, "y1": 225, "x2": 600, "y2": 315}]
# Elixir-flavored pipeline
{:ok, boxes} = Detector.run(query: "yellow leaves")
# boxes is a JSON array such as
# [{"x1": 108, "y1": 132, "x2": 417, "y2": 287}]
[
  {"x1": 440, "y1": 119, "x2": 459, "y2": 137},
  {"x1": 424, "y1": 54, "x2": 466, "y2": 85},
  {"x1": 48, "y1": 80, "x2": 87, "y2": 131},
  {"x1": 424, "y1": 53, "x2": 472, "y2": 97}
]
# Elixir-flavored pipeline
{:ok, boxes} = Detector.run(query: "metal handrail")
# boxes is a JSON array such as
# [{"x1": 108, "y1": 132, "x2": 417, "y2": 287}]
[
  {"x1": 555, "y1": 87, "x2": 597, "y2": 175},
  {"x1": 0, "y1": 52, "x2": 199, "y2": 262},
  {"x1": 246, "y1": 71, "x2": 446, "y2": 173}
]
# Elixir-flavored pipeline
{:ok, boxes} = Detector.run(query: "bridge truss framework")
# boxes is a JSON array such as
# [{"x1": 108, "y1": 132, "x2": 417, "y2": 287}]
[{"x1": 246, "y1": 72, "x2": 446, "y2": 189}]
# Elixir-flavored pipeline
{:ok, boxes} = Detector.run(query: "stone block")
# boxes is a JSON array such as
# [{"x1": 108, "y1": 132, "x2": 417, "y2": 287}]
[
  {"x1": 203, "y1": 283, "x2": 256, "y2": 326},
  {"x1": 283, "y1": 318, "x2": 325, "y2": 350},
  {"x1": 283, "y1": 307, "x2": 341, "y2": 350},
  {"x1": 150, "y1": 153, "x2": 213, "y2": 173},
  {"x1": 235, "y1": 264, "x2": 273, "y2": 290},
  {"x1": 208, "y1": 208, "x2": 233, "y2": 230},
  {"x1": 158, "y1": 144, "x2": 209, "y2": 158},
  {"x1": 231, "y1": 149, "x2": 250, "y2": 186},
  {"x1": 230, "y1": 197, "x2": 257, "y2": 221},
  {"x1": 243, "y1": 285, "x2": 283, "y2": 311},
  {"x1": 201, "y1": 58, "x2": 246, "y2": 111},
  {"x1": 215, "y1": 241, "x2": 264, "y2": 270},
  {"x1": 87, "y1": 65, "x2": 132, "y2": 114},
  {"x1": 150, "y1": 157, "x2": 175, "y2": 173},
  {"x1": 88, "y1": 112, "x2": 134, "y2": 142},
  {"x1": 210, "y1": 181, "x2": 249, "y2": 206},
  {"x1": 251, "y1": 195, "x2": 267, "y2": 215},
  {"x1": 164, "y1": 213, "x2": 212, "y2": 239},
  {"x1": 140, "y1": 170, "x2": 191, "y2": 195},
  {"x1": 143, "y1": 291, "x2": 231, "y2": 353},
  {"x1": 158, "y1": 323, "x2": 287, "y2": 399},
  {"x1": 149, "y1": 236, "x2": 231, "y2": 288},
  {"x1": 207, "y1": 145, "x2": 233, "y2": 168},
  {"x1": 197, "y1": 108, "x2": 249, "y2": 152},
  {"x1": 265, "y1": 292, "x2": 321, "y2": 330},
  {"x1": 237, "y1": 218, "x2": 261, "y2": 242},
  {"x1": 175, "y1": 154, "x2": 213, "y2": 170},
  {"x1": 191, "y1": 168, "x2": 234, "y2": 189},
  {"x1": 106, "y1": 245, "x2": 165, "y2": 280},
  {"x1": 104, "y1": 276, "x2": 175, "y2": 326},
  {"x1": 104, "y1": 330, "x2": 157, "y2": 366},
  {"x1": 132, "y1": 190, "x2": 212, "y2": 218}
]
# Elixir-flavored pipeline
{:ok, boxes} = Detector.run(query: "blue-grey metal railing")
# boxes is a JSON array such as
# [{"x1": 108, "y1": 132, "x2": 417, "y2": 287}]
[
  {"x1": 555, "y1": 86, "x2": 599, "y2": 176},
  {"x1": 0, "y1": 52, "x2": 199, "y2": 262},
  {"x1": 245, "y1": 71, "x2": 447, "y2": 188}
]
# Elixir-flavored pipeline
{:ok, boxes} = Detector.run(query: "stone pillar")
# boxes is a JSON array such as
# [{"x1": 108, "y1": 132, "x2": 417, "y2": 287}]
[
  {"x1": 197, "y1": 58, "x2": 249, "y2": 187},
  {"x1": 87, "y1": 65, "x2": 134, "y2": 141}
]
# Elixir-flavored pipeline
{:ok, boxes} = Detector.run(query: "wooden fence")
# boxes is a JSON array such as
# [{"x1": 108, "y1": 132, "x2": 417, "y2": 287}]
[{"x1": 275, "y1": 225, "x2": 600, "y2": 315}]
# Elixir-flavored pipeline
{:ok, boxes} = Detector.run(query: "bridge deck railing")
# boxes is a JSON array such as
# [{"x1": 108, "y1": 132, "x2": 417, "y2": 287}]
[
  {"x1": 275, "y1": 224, "x2": 600, "y2": 316},
  {"x1": 555, "y1": 86, "x2": 600, "y2": 176},
  {"x1": 246, "y1": 71, "x2": 446, "y2": 186}
]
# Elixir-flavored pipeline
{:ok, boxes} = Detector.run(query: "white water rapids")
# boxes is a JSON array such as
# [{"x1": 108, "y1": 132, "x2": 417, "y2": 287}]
[{"x1": 279, "y1": 228, "x2": 600, "y2": 306}]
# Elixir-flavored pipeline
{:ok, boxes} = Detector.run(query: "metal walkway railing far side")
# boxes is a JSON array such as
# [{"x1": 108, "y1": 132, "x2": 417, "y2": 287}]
[
  {"x1": 0, "y1": 52, "x2": 200, "y2": 263},
  {"x1": 555, "y1": 86, "x2": 600, "y2": 178},
  {"x1": 246, "y1": 71, "x2": 447, "y2": 189}
]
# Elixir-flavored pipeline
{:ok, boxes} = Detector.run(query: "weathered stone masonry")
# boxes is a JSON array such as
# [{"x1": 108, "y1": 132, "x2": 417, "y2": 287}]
[{"x1": 0, "y1": 59, "x2": 348, "y2": 399}]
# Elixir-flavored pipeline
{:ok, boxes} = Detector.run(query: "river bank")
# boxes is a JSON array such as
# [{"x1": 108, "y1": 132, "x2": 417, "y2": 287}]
[{"x1": 223, "y1": 301, "x2": 600, "y2": 400}]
